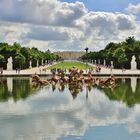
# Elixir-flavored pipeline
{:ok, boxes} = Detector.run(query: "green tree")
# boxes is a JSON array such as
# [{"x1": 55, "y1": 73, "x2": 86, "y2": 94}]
[
  {"x1": 20, "y1": 47, "x2": 31, "y2": 68},
  {"x1": 113, "y1": 48, "x2": 127, "y2": 67},
  {"x1": 0, "y1": 54, "x2": 4, "y2": 67},
  {"x1": 125, "y1": 36, "x2": 135, "y2": 46},
  {"x1": 14, "y1": 54, "x2": 25, "y2": 69}
]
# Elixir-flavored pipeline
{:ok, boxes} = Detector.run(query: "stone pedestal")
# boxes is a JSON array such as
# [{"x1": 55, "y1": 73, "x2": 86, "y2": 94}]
[
  {"x1": 7, "y1": 57, "x2": 13, "y2": 70},
  {"x1": 131, "y1": 55, "x2": 137, "y2": 70}
]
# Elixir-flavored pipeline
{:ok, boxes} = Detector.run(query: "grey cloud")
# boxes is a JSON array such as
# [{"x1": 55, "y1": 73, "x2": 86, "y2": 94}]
[
  {"x1": 54, "y1": 2, "x2": 87, "y2": 27},
  {"x1": 45, "y1": 40, "x2": 82, "y2": 52},
  {"x1": 0, "y1": 0, "x2": 87, "y2": 27},
  {"x1": 25, "y1": 26, "x2": 70, "y2": 41},
  {"x1": 116, "y1": 15, "x2": 136, "y2": 30},
  {"x1": 0, "y1": 21, "x2": 29, "y2": 44},
  {"x1": 127, "y1": 3, "x2": 140, "y2": 14}
]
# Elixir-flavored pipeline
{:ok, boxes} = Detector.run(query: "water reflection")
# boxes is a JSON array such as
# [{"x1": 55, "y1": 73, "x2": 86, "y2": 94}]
[
  {"x1": 0, "y1": 77, "x2": 140, "y2": 139},
  {"x1": 0, "y1": 77, "x2": 140, "y2": 107},
  {"x1": 0, "y1": 77, "x2": 35, "y2": 102},
  {"x1": 101, "y1": 78, "x2": 140, "y2": 107},
  {"x1": 7, "y1": 77, "x2": 13, "y2": 92},
  {"x1": 131, "y1": 77, "x2": 137, "y2": 93}
]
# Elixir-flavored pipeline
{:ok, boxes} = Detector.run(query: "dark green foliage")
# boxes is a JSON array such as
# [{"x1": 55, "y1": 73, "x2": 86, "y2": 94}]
[
  {"x1": 0, "y1": 55, "x2": 4, "y2": 67},
  {"x1": 0, "y1": 42, "x2": 57, "y2": 69},
  {"x1": 81, "y1": 36, "x2": 140, "y2": 69}
]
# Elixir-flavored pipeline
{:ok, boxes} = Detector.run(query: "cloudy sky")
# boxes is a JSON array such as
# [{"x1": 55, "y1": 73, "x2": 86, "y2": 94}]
[{"x1": 0, "y1": 0, "x2": 140, "y2": 52}]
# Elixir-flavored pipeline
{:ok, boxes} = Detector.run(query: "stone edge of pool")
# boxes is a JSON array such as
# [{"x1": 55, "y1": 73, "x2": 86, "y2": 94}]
[{"x1": 1, "y1": 74, "x2": 140, "y2": 77}]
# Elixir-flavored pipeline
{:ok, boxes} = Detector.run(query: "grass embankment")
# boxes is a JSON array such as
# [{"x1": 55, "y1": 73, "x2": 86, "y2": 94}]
[{"x1": 48, "y1": 61, "x2": 93, "y2": 69}]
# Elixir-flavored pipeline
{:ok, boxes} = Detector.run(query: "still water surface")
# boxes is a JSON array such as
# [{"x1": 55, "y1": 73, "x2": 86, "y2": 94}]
[{"x1": 0, "y1": 77, "x2": 140, "y2": 140}]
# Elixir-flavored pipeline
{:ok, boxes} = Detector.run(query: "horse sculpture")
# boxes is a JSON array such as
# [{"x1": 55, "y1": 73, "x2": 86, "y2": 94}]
[{"x1": 32, "y1": 75, "x2": 49, "y2": 86}]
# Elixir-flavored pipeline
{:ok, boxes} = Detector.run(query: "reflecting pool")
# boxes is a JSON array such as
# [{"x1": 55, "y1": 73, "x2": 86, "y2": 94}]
[{"x1": 0, "y1": 77, "x2": 140, "y2": 140}]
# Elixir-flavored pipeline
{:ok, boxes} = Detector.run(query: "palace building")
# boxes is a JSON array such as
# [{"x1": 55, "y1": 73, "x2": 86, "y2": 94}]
[{"x1": 54, "y1": 51, "x2": 85, "y2": 60}]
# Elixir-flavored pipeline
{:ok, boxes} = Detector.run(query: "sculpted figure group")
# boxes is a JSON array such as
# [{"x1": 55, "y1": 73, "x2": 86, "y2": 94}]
[{"x1": 31, "y1": 66, "x2": 116, "y2": 89}]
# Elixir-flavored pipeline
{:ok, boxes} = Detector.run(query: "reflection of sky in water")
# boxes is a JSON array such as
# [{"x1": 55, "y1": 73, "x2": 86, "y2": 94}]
[{"x1": 0, "y1": 78, "x2": 140, "y2": 139}]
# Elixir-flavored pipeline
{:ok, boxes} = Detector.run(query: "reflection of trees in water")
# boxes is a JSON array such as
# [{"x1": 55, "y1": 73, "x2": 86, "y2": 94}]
[
  {"x1": 100, "y1": 78, "x2": 140, "y2": 107},
  {"x1": 1, "y1": 77, "x2": 140, "y2": 106},
  {"x1": 0, "y1": 78, "x2": 35, "y2": 102},
  {"x1": 12, "y1": 78, "x2": 33, "y2": 102},
  {"x1": 0, "y1": 78, "x2": 10, "y2": 101}
]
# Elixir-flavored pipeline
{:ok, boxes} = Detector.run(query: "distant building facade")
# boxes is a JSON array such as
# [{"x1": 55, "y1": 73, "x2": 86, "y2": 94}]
[{"x1": 54, "y1": 51, "x2": 85, "y2": 60}]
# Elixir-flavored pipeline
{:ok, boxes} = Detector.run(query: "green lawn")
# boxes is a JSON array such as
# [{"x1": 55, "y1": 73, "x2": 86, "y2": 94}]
[{"x1": 48, "y1": 61, "x2": 93, "y2": 69}]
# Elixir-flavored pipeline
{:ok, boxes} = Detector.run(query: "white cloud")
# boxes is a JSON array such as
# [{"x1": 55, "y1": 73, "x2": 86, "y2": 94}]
[
  {"x1": 0, "y1": 0, "x2": 139, "y2": 51},
  {"x1": 0, "y1": 21, "x2": 29, "y2": 44},
  {"x1": 0, "y1": 0, "x2": 87, "y2": 27},
  {"x1": 127, "y1": 3, "x2": 140, "y2": 14}
]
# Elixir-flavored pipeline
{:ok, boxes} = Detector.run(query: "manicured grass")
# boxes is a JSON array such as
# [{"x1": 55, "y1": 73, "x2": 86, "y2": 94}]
[{"x1": 48, "y1": 61, "x2": 93, "y2": 69}]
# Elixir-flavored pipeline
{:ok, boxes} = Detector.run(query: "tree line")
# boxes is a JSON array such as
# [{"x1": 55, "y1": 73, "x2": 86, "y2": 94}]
[
  {"x1": 0, "y1": 42, "x2": 60, "y2": 69},
  {"x1": 81, "y1": 37, "x2": 140, "y2": 69}
]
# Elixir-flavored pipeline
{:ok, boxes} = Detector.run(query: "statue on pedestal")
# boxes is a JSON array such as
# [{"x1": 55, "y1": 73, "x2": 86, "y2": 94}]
[
  {"x1": 7, "y1": 57, "x2": 13, "y2": 70},
  {"x1": 131, "y1": 55, "x2": 137, "y2": 70},
  {"x1": 111, "y1": 61, "x2": 114, "y2": 68},
  {"x1": 29, "y1": 60, "x2": 32, "y2": 69}
]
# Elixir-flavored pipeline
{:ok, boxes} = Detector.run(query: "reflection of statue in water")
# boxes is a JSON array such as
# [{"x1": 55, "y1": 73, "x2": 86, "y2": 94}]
[
  {"x1": 86, "y1": 83, "x2": 93, "y2": 92},
  {"x1": 7, "y1": 77, "x2": 13, "y2": 92},
  {"x1": 131, "y1": 55, "x2": 137, "y2": 70},
  {"x1": 59, "y1": 83, "x2": 65, "y2": 92},
  {"x1": 52, "y1": 83, "x2": 56, "y2": 91},
  {"x1": 131, "y1": 77, "x2": 137, "y2": 93},
  {"x1": 69, "y1": 83, "x2": 81, "y2": 99}
]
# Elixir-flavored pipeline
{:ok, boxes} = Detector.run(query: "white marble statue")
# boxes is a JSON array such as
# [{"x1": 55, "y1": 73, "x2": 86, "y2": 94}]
[
  {"x1": 131, "y1": 55, "x2": 137, "y2": 70},
  {"x1": 29, "y1": 60, "x2": 32, "y2": 68},
  {"x1": 111, "y1": 61, "x2": 114, "y2": 69},
  {"x1": 7, "y1": 57, "x2": 13, "y2": 70}
]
